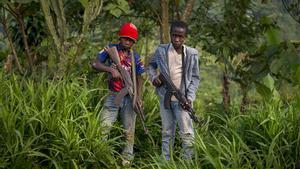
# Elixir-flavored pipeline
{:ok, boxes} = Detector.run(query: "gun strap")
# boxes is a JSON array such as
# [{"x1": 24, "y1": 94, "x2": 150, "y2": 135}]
[
  {"x1": 131, "y1": 50, "x2": 138, "y2": 108},
  {"x1": 181, "y1": 46, "x2": 187, "y2": 98}
]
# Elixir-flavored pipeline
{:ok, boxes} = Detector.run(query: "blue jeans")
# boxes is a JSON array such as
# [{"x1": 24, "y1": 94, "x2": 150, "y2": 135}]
[
  {"x1": 160, "y1": 100, "x2": 194, "y2": 160},
  {"x1": 100, "y1": 93, "x2": 136, "y2": 161}
]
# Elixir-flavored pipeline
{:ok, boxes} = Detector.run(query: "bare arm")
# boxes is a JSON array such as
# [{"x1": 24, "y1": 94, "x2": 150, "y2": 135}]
[
  {"x1": 147, "y1": 49, "x2": 162, "y2": 87},
  {"x1": 91, "y1": 59, "x2": 122, "y2": 79}
]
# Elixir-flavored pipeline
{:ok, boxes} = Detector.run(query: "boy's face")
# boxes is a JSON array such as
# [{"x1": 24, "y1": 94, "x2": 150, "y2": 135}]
[
  {"x1": 170, "y1": 27, "x2": 186, "y2": 50},
  {"x1": 119, "y1": 37, "x2": 135, "y2": 49}
]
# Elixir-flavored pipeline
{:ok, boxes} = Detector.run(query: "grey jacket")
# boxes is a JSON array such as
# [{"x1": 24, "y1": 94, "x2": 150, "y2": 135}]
[{"x1": 147, "y1": 43, "x2": 200, "y2": 101}]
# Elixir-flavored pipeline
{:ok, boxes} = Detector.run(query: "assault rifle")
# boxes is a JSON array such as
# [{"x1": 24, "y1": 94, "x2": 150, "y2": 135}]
[
  {"x1": 106, "y1": 46, "x2": 148, "y2": 134},
  {"x1": 158, "y1": 72, "x2": 204, "y2": 124}
]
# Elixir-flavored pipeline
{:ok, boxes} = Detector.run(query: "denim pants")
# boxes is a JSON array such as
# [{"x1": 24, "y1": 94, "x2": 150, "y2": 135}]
[
  {"x1": 160, "y1": 100, "x2": 194, "y2": 160},
  {"x1": 100, "y1": 93, "x2": 136, "y2": 161}
]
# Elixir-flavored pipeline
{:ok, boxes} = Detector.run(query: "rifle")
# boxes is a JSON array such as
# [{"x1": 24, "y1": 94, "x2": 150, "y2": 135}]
[
  {"x1": 106, "y1": 46, "x2": 148, "y2": 134},
  {"x1": 158, "y1": 72, "x2": 204, "y2": 124}
]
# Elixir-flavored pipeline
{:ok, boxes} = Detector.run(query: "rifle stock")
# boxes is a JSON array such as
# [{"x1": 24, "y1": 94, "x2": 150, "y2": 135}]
[
  {"x1": 106, "y1": 47, "x2": 133, "y2": 88},
  {"x1": 106, "y1": 46, "x2": 148, "y2": 133},
  {"x1": 106, "y1": 46, "x2": 121, "y2": 64}
]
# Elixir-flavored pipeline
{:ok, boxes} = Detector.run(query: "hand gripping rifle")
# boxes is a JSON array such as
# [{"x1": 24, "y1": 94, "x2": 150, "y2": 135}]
[
  {"x1": 158, "y1": 72, "x2": 204, "y2": 124},
  {"x1": 106, "y1": 46, "x2": 148, "y2": 134}
]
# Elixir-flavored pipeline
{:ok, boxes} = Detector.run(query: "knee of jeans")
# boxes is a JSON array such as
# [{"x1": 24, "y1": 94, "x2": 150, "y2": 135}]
[
  {"x1": 162, "y1": 129, "x2": 174, "y2": 138},
  {"x1": 180, "y1": 132, "x2": 194, "y2": 141},
  {"x1": 124, "y1": 131, "x2": 134, "y2": 142},
  {"x1": 161, "y1": 122, "x2": 175, "y2": 134},
  {"x1": 180, "y1": 126, "x2": 194, "y2": 135},
  {"x1": 100, "y1": 114, "x2": 113, "y2": 126},
  {"x1": 103, "y1": 103, "x2": 119, "y2": 111}
]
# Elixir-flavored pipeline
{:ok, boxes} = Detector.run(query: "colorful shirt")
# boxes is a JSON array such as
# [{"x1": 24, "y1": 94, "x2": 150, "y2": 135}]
[{"x1": 97, "y1": 43, "x2": 144, "y2": 92}]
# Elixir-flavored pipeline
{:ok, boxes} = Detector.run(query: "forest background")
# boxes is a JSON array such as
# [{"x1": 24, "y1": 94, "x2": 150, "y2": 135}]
[{"x1": 0, "y1": 0, "x2": 300, "y2": 168}]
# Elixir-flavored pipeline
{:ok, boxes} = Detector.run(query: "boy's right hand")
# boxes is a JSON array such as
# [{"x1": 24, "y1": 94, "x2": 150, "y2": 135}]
[
  {"x1": 152, "y1": 76, "x2": 162, "y2": 87},
  {"x1": 110, "y1": 67, "x2": 122, "y2": 80}
]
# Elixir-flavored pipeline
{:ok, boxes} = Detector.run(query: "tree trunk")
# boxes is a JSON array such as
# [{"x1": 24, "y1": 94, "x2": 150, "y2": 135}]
[
  {"x1": 17, "y1": 15, "x2": 33, "y2": 71},
  {"x1": 40, "y1": 0, "x2": 67, "y2": 77},
  {"x1": 82, "y1": 0, "x2": 103, "y2": 34},
  {"x1": 6, "y1": 4, "x2": 33, "y2": 72},
  {"x1": 1, "y1": 12, "x2": 23, "y2": 74},
  {"x1": 74, "y1": 0, "x2": 103, "y2": 65},
  {"x1": 50, "y1": 0, "x2": 68, "y2": 44},
  {"x1": 240, "y1": 85, "x2": 248, "y2": 113},
  {"x1": 182, "y1": 0, "x2": 195, "y2": 23},
  {"x1": 222, "y1": 71, "x2": 230, "y2": 110},
  {"x1": 160, "y1": 0, "x2": 169, "y2": 43},
  {"x1": 4, "y1": 55, "x2": 12, "y2": 73},
  {"x1": 40, "y1": 0, "x2": 62, "y2": 55},
  {"x1": 174, "y1": 0, "x2": 181, "y2": 21}
]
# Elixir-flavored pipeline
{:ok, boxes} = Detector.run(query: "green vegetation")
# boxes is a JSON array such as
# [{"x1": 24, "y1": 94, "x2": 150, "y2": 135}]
[
  {"x1": 1, "y1": 64, "x2": 299, "y2": 168},
  {"x1": 0, "y1": 0, "x2": 300, "y2": 168}
]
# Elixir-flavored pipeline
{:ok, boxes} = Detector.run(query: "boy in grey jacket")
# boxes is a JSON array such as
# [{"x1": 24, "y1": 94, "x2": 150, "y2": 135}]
[{"x1": 147, "y1": 21, "x2": 200, "y2": 160}]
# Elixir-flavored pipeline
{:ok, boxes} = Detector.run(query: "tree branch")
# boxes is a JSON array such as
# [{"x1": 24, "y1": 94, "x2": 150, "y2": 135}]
[{"x1": 182, "y1": 0, "x2": 195, "y2": 23}]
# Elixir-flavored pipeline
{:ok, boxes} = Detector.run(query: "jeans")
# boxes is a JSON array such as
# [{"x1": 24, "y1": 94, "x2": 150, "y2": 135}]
[
  {"x1": 100, "y1": 93, "x2": 136, "y2": 161},
  {"x1": 160, "y1": 100, "x2": 194, "y2": 160}
]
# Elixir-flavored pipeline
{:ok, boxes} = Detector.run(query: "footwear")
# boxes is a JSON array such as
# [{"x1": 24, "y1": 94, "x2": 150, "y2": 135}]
[{"x1": 121, "y1": 159, "x2": 131, "y2": 166}]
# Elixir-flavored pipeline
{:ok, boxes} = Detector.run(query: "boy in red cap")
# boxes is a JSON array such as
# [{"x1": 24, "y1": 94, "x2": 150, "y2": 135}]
[{"x1": 91, "y1": 22, "x2": 144, "y2": 165}]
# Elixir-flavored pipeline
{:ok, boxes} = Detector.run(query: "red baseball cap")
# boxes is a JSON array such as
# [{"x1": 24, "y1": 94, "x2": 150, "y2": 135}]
[{"x1": 118, "y1": 22, "x2": 138, "y2": 42}]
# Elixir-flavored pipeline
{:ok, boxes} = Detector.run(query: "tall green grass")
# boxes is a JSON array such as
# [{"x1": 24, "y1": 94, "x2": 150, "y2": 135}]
[
  {"x1": 0, "y1": 72, "x2": 119, "y2": 168},
  {"x1": 1, "y1": 70, "x2": 299, "y2": 168},
  {"x1": 141, "y1": 102, "x2": 300, "y2": 169}
]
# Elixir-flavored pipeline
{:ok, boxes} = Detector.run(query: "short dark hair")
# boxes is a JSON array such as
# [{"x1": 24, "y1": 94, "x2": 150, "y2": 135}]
[{"x1": 170, "y1": 20, "x2": 188, "y2": 34}]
